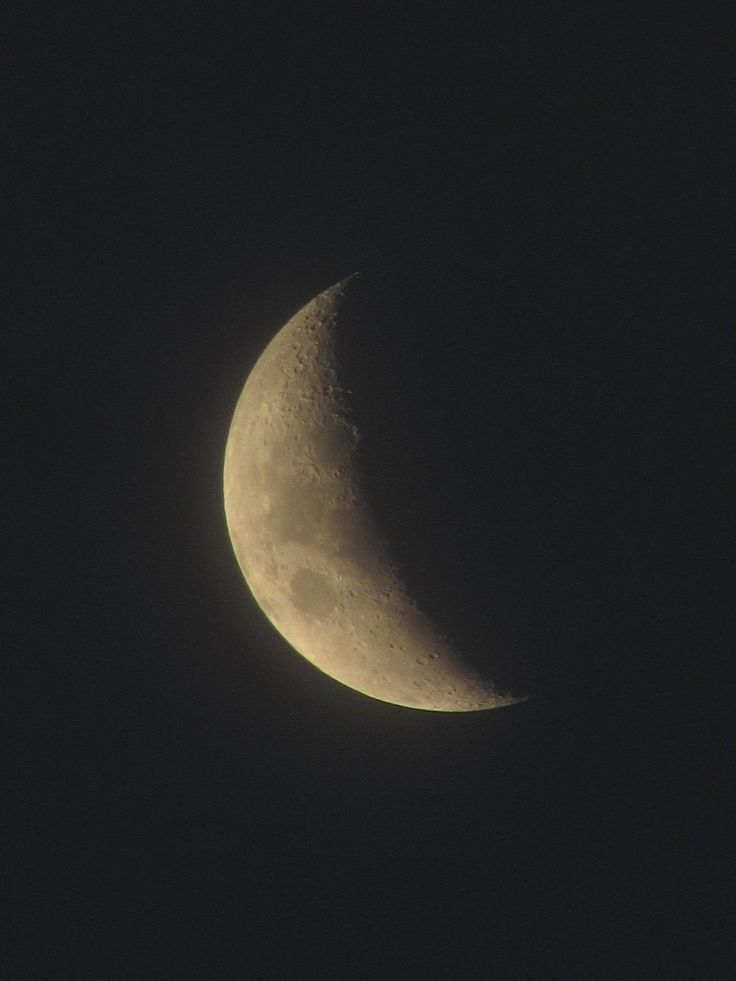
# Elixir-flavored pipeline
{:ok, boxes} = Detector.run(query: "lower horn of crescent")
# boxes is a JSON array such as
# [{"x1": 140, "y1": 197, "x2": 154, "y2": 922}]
[{"x1": 223, "y1": 277, "x2": 522, "y2": 712}]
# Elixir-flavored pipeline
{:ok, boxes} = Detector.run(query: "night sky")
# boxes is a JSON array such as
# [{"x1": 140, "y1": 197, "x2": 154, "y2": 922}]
[{"x1": 8, "y1": 5, "x2": 734, "y2": 977}]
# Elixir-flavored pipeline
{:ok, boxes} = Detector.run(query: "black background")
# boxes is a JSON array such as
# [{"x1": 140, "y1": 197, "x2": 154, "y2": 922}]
[{"x1": 7, "y1": 4, "x2": 734, "y2": 977}]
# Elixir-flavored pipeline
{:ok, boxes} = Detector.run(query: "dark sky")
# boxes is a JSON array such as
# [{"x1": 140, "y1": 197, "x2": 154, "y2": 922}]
[{"x1": 8, "y1": 5, "x2": 734, "y2": 977}]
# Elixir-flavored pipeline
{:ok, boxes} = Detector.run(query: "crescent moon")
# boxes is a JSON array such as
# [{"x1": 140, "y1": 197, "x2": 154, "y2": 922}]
[{"x1": 223, "y1": 277, "x2": 521, "y2": 711}]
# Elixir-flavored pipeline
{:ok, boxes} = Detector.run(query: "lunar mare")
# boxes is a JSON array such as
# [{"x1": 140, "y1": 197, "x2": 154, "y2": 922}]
[{"x1": 223, "y1": 278, "x2": 520, "y2": 711}]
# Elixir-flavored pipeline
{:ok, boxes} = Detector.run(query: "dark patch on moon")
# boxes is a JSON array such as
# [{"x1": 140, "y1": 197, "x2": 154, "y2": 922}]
[
  {"x1": 331, "y1": 509, "x2": 384, "y2": 574},
  {"x1": 266, "y1": 481, "x2": 321, "y2": 545},
  {"x1": 289, "y1": 568, "x2": 338, "y2": 618}
]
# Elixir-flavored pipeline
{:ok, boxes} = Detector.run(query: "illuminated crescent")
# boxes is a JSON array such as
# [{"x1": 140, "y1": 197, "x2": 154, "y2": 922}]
[{"x1": 223, "y1": 278, "x2": 521, "y2": 711}]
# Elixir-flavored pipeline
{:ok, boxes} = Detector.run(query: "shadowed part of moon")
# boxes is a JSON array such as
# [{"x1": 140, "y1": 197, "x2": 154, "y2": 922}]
[{"x1": 223, "y1": 276, "x2": 522, "y2": 711}]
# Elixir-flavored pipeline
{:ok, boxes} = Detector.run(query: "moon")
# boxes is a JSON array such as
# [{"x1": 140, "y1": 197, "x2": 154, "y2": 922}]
[{"x1": 223, "y1": 277, "x2": 521, "y2": 711}]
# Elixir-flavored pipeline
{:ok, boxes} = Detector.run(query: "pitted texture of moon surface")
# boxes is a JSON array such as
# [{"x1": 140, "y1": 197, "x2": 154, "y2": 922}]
[{"x1": 223, "y1": 278, "x2": 520, "y2": 711}]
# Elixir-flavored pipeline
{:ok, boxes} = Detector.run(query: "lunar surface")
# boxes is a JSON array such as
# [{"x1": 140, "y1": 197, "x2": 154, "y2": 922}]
[{"x1": 223, "y1": 277, "x2": 521, "y2": 711}]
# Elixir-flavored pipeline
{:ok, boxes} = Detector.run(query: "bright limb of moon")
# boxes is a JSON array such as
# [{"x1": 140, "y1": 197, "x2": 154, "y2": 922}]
[{"x1": 223, "y1": 277, "x2": 521, "y2": 711}]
